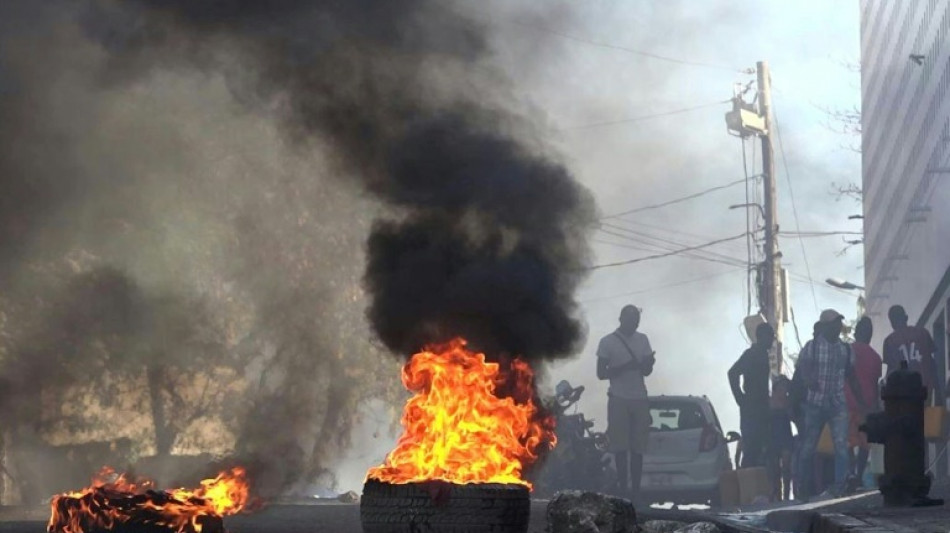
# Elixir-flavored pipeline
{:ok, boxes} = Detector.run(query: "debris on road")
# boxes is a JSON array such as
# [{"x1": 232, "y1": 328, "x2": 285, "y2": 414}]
[
  {"x1": 671, "y1": 522, "x2": 720, "y2": 533},
  {"x1": 337, "y1": 491, "x2": 359, "y2": 503},
  {"x1": 641, "y1": 520, "x2": 686, "y2": 533},
  {"x1": 547, "y1": 491, "x2": 639, "y2": 533}
]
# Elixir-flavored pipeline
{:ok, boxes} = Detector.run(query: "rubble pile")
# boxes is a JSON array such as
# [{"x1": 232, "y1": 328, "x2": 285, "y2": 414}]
[{"x1": 547, "y1": 492, "x2": 722, "y2": 533}]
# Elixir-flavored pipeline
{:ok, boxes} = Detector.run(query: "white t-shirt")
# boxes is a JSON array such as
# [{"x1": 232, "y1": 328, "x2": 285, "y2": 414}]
[{"x1": 597, "y1": 329, "x2": 652, "y2": 400}]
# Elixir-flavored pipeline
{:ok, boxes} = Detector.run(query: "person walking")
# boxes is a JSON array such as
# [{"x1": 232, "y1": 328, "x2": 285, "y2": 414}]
[
  {"x1": 883, "y1": 305, "x2": 941, "y2": 402},
  {"x1": 596, "y1": 305, "x2": 656, "y2": 501},
  {"x1": 728, "y1": 323, "x2": 775, "y2": 468},
  {"x1": 846, "y1": 316, "x2": 882, "y2": 485},
  {"x1": 788, "y1": 322, "x2": 819, "y2": 500},
  {"x1": 795, "y1": 309, "x2": 869, "y2": 499}
]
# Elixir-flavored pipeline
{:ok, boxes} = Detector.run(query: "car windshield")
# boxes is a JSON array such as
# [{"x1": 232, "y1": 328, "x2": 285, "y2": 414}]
[{"x1": 649, "y1": 401, "x2": 706, "y2": 432}]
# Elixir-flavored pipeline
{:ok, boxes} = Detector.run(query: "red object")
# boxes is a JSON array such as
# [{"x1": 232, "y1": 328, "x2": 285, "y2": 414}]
[
  {"x1": 699, "y1": 424, "x2": 719, "y2": 453},
  {"x1": 847, "y1": 342, "x2": 883, "y2": 411}
]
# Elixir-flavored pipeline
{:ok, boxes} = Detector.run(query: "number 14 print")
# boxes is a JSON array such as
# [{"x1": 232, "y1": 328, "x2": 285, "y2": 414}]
[{"x1": 899, "y1": 342, "x2": 922, "y2": 362}]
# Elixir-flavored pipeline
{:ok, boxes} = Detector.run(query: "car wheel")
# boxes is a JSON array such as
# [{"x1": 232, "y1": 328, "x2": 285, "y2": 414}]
[{"x1": 360, "y1": 479, "x2": 530, "y2": 533}]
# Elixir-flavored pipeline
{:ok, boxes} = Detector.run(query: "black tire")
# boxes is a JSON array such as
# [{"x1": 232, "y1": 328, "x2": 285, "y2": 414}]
[{"x1": 360, "y1": 479, "x2": 530, "y2": 533}]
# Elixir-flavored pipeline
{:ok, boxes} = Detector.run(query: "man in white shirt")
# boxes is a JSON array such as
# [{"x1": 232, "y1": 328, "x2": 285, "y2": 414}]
[{"x1": 597, "y1": 305, "x2": 655, "y2": 501}]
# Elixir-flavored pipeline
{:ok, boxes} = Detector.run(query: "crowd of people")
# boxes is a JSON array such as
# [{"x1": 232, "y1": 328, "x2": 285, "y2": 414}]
[
  {"x1": 729, "y1": 305, "x2": 942, "y2": 501},
  {"x1": 593, "y1": 302, "x2": 941, "y2": 504}
]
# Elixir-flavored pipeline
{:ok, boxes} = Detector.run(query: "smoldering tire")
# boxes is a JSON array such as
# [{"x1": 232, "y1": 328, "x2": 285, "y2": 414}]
[{"x1": 360, "y1": 479, "x2": 530, "y2": 533}]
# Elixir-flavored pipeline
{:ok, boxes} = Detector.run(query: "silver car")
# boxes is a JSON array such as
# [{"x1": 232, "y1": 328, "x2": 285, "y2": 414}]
[{"x1": 640, "y1": 395, "x2": 736, "y2": 507}]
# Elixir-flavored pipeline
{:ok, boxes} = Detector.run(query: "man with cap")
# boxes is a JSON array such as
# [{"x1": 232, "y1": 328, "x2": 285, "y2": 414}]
[
  {"x1": 596, "y1": 305, "x2": 655, "y2": 501},
  {"x1": 795, "y1": 309, "x2": 869, "y2": 499}
]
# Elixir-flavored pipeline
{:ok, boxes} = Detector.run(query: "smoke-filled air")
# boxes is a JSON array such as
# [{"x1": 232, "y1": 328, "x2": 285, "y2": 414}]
[{"x1": 0, "y1": 0, "x2": 595, "y2": 504}]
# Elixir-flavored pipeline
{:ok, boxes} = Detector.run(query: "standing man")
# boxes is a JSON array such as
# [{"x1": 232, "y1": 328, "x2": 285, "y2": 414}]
[
  {"x1": 795, "y1": 310, "x2": 869, "y2": 499},
  {"x1": 846, "y1": 317, "x2": 882, "y2": 485},
  {"x1": 728, "y1": 323, "x2": 774, "y2": 468},
  {"x1": 596, "y1": 305, "x2": 656, "y2": 501},
  {"x1": 883, "y1": 305, "x2": 941, "y2": 402}
]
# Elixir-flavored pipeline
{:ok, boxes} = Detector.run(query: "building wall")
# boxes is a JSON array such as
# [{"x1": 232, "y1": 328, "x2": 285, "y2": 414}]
[
  {"x1": 861, "y1": 0, "x2": 950, "y2": 346},
  {"x1": 862, "y1": 0, "x2": 950, "y2": 474}
]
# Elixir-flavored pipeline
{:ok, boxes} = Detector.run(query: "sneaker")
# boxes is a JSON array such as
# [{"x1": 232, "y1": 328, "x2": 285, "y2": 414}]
[{"x1": 844, "y1": 474, "x2": 861, "y2": 495}]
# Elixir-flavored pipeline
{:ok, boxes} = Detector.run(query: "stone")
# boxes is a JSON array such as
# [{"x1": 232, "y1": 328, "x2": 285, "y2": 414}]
[
  {"x1": 672, "y1": 522, "x2": 720, "y2": 533},
  {"x1": 642, "y1": 520, "x2": 687, "y2": 533},
  {"x1": 547, "y1": 491, "x2": 639, "y2": 533},
  {"x1": 337, "y1": 490, "x2": 359, "y2": 503}
]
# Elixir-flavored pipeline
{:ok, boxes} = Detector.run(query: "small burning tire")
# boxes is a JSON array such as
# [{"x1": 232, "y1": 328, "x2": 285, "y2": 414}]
[{"x1": 360, "y1": 479, "x2": 530, "y2": 533}]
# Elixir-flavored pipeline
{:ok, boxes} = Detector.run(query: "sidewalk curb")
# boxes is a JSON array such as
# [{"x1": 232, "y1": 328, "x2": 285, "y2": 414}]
[{"x1": 811, "y1": 513, "x2": 897, "y2": 533}]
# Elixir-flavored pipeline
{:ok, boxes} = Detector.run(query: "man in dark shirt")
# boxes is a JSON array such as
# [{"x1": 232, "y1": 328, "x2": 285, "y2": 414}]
[
  {"x1": 729, "y1": 322, "x2": 774, "y2": 468},
  {"x1": 883, "y1": 305, "x2": 941, "y2": 401}
]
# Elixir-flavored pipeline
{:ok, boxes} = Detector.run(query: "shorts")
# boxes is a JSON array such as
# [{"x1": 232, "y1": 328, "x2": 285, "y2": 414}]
[
  {"x1": 770, "y1": 410, "x2": 794, "y2": 453},
  {"x1": 848, "y1": 410, "x2": 868, "y2": 449},
  {"x1": 607, "y1": 394, "x2": 651, "y2": 454}
]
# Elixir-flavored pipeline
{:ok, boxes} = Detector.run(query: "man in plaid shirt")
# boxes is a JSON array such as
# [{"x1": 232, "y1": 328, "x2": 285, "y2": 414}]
[{"x1": 795, "y1": 309, "x2": 869, "y2": 499}]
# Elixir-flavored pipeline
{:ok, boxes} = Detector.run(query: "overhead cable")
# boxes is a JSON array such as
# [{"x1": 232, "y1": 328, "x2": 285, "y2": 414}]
[
  {"x1": 588, "y1": 232, "x2": 754, "y2": 271},
  {"x1": 600, "y1": 176, "x2": 752, "y2": 219},
  {"x1": 563, "y1": 100, "x2": 730, "y2": 131},
  {"x1": 773, "y1": 106, "x2": 818, "y2": 313},
  {"x1": 509, "y1": 20, "x2": 746, "y2": 72}
]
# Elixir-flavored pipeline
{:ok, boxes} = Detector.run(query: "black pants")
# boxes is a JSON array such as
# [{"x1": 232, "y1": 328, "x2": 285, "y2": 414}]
[{"x1": 740, "y1": 408, "x2": 770, "y2": 468}]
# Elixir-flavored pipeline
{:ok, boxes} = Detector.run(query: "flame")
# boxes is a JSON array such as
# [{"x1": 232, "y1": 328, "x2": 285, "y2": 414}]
[
  {"x1": 48, "y1": 466, "x2": 250, "y2": 533},
  {"x1": 366, "y1": 338, "x2": 555, "y2": 488}
]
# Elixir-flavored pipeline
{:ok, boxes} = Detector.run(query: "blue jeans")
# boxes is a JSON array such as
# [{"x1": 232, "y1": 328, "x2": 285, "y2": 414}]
[{"x1": 797, "y1": 402, "x2": 849, "y2": 498}]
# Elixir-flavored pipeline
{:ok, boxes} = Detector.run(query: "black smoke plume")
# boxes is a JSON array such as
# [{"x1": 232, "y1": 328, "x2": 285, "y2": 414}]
[
  {"x1": 83, "y1": 0, "x2": 596, "y2": 360},
  {"x1": 0, "y1": 0, "x2": 594, "y2": 499}
]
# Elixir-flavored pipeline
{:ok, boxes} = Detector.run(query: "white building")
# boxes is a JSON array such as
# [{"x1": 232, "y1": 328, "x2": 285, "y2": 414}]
[{"x1": 862, "y1": 0, "x2": 950, "y2": 396}]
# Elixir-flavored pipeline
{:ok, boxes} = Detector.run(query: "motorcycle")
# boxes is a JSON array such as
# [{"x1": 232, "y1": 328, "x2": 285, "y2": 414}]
[{"x1": 532, "y1": 380, "x2": 616, "y2": 497}]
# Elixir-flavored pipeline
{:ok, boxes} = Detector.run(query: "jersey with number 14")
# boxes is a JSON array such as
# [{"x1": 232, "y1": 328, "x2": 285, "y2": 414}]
[{"x1": 883, "y1": 325, "x2": 937, "y2": 389}]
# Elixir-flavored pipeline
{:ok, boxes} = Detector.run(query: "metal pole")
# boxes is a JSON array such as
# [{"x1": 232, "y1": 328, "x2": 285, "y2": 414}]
[{"x1": 758, "y1": 60, "x2": 783, "y2": 375}]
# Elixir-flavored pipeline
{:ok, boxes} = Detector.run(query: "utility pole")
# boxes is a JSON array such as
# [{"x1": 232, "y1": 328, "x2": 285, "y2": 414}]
[
  {"x1": 726, "y1": 61, "x2": 785, "y2": 376},
  {"x1": 757, "y1": 60, "x2": 784, "y2": 376}
]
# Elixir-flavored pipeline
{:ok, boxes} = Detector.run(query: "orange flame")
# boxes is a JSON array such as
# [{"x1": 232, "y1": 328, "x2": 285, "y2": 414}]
[
  {"x1": 366, "y1": 338, "x2": 555, "y2": 488},
  {"x1": 48, "y1": 466, "x2": 250, "y2": 533}
]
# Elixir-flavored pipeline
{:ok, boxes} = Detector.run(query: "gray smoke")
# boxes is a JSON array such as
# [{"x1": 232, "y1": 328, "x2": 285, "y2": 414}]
[
  {"x1": 0, "y1": 0, "x2": 594, "y2": 500},
  {"x1": 76, "y1": 0, "x2": 597, "y2": 360}
]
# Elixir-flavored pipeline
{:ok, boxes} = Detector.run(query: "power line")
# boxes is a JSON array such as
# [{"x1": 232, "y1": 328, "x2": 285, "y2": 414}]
[
  {"x1": 508, "y1": 20, "x2": 745, "y2": 72},
  {"x1": 595, "y1": 229, "x2": 747, "y2": 269},
  {"x1": 600, "y1": 176, "x2": 750, "y2": 219},
  {"x1": 582, "y1": 268, "x2": 745, "y2": 303},
  {"x1": 563, "y1": 100, "x2": 729, "y2": 131},
  {"x1": 789, "y1": 306, "x2": 804, "y2": 351},
  {"x1": 597, "y1": 223, "x2": 748, "y2": 267},
  {"x1": 600, "y1": 226, "x2": 749, "y2": 265},
  {"x1": 588, "y1": 232, "x2": 754, "y2": 271},
  {"x1": 780, "y1": 231, "x2": 864, "y2": 237},
  {"x1": 608, "y1": 218, "x2": 749, "y2": 251},
  {"x1": 773, "y1": 107, "x2": 819, "y2": 314}
]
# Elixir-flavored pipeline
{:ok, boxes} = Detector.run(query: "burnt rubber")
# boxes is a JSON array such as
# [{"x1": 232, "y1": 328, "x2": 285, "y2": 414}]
[{"x1": 360, "y1": 479, "x2": 530, "y2": 533}]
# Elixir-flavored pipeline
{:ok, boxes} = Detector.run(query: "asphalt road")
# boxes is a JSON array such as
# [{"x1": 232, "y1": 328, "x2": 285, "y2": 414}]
[
  {"x1": 227, "y1": 502, "x2": 552, "y2": 533},
  {"x1": 0, "y1": 501, "x2": 553, "y2": 533},
  {"x1": 0, "y1": 501, "x2": 733, "y2": 533}
]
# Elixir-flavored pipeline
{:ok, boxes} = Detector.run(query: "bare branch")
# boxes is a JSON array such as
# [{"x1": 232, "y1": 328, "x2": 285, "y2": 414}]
[{"x1": 831, "y1": 181, "x2": 863, "y2": 204}]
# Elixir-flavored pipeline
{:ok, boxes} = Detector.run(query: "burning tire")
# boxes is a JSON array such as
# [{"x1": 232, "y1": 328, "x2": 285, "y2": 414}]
[{"x1": 360, "y1": 479, "x2": 530, "y2": 533}]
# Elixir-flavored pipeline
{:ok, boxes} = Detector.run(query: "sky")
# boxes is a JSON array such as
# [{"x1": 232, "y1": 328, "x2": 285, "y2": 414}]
[
  {"x1": 331, "y1": 0, "x2": 866, "y2": 490},
  {"x1": 511, "y1": 0, "x2": 865, "y2": 439}
]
